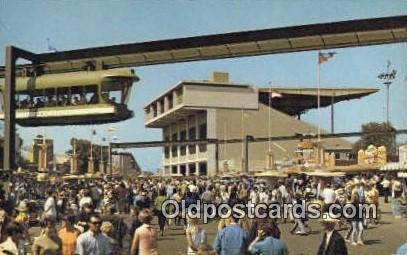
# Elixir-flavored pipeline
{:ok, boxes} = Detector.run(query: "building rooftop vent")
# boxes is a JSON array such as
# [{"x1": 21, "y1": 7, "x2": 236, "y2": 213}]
[{"x1": 210, "y1": 72, "x2": 229, "y2": 83}]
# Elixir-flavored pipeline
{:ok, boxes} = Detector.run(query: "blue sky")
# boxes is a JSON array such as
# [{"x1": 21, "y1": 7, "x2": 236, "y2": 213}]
[{"x1": 1, "y1": 1, "x2": 406, "y2": 171}]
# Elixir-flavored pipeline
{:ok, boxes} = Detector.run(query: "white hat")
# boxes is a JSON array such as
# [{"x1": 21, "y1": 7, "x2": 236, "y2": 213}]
[{"x1": 15, "y1": 202, "x2": 28, "y2": 212}]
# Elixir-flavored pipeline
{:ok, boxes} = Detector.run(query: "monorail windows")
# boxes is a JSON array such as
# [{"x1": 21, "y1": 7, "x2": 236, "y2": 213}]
[
  {"x1": 13, "y1": 85, "x2": 100, "y2": 109},
  {"x1": 28, "y1": 89, "x2": 45, "y2": 108},
  {"x1": 70, "y1": 86, "x2": 85, "y2": 106},
  {"x1": 17, "y1": 94, "x2": 33, "y2": 108},
  {"x1": 101, "y1": 78, "x2": 131, "y2": 104},
  {"x1": 0, "y1": 69, "x2": 137, "y2": 126},
  {"x1": 57, "y1": 87, "x2": 70, "y2": 106},
  {"x1": 44, "y1": 89, "x2": 56, "y2": 107},
  {"x1": 85, "y1": 85, "x2": 98, "y2": 104}
]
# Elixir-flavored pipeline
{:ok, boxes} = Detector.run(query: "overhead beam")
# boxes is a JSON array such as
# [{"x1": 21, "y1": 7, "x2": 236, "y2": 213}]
[
  {"x1": 1, "y1": 15, "x2": 406, "y2": 78},
  {"x1": 111, "y1": 129, "x2": 407, "y2": 149}
]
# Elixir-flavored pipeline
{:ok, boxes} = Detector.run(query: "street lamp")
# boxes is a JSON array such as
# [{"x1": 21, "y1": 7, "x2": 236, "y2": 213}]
[
  {"x1": 107, "y1": 127, "x2": 117, "y2": 175},
  {"x1": 378, "y1": 61, "x2": 397, "y2": 124}
]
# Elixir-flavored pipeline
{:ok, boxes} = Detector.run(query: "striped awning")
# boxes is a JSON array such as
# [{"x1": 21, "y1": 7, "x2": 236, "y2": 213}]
[{"x1": 380, "y1": 162, "x2": 407, "y2": 171}]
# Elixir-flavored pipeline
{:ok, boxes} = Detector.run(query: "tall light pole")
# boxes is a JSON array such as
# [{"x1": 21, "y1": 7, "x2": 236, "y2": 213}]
[
  {"x1": 107, "y1": 127, "x2": 116, "y2": 175},
  {"x1": 378, "y1": 61, "x2": 397, "y2": 125}
]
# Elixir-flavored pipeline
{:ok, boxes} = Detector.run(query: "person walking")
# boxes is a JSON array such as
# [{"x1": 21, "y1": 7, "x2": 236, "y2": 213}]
[
  {"x1": 58, "y1": 214, "x2": 79, "y2": 255},
  {"x1": 317, "y1": 213, "x2": 348, "y2": 255},
  {"x1": 43, "y1": 190, "x2": 57, "y2": 220},
  {"x1": 0, "y1": 223, "x2": 24, "y2": 255},
  {"x1": 75, "y1": 214, "x2": 112, "y2": 255},
  {"x1": 100, "y1": 221, "x2": 120, "y2": 254},
  {"x1": 348, "y1": 181, "x2": 365, "y2": 246},
  {"x1": 186, "y1": 214, "x2": 206, "y2": 255},
  {"x1": 381, "y1": 177, "x2": 391, "y2": 203},
  {"x1": 130, "y1": 209, "x2": 159, "y2": 255},
  {"x1": 154, "y1": 189, "x2": 167, "y2": 236},
  {"x1": 248, "y1": 222, "x2": 288, "y2": 255},
  {"x1": 32, "y1": 218, "x2": 63, "y2": 255},
  {"x1": 213, "y1": 215, "x2": 249, "y2": 255}
]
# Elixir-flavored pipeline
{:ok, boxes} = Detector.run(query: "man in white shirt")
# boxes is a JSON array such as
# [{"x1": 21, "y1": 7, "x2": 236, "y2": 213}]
[
  {"x1": 278, "y1": 182, "x2": 289, "y2": 203},
  {"x1": 76, "y1": 214, "x2": 112, "y2": 255},
  {"x1": 259, "y1": 188, "x2": 269, "y2": 204},
  {"x1": 321, "y1": 184, "x2": 336, "y2": 213},
  {"x1": 43, "y1": 190, "x2": 57, "y2": 220},
  {"x1": 249, "y1": 187, "x2": 259, "y2": 205},
  {"x1": 391, "y1": 178, "x2": 402, "y2": 198},
  {"x1": 381, "y1": 177, "x2": 391, "y2": 203}
]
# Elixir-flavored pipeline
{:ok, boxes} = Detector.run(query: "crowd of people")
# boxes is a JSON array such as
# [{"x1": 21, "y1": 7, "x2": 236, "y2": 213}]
[{"x1": 0, "y1": 172, "x2": 405, "y2": 255}]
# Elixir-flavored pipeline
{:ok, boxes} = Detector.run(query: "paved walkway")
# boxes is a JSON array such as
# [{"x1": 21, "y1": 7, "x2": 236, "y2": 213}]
[{"x1": 155, "y1": 199, "x2": 407, "y2": 255}]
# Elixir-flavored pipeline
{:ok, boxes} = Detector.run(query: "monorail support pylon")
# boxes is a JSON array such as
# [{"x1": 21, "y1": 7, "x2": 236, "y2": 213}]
[{"x1": 3, "y1": 46, "x2": 37, "y2": 172}]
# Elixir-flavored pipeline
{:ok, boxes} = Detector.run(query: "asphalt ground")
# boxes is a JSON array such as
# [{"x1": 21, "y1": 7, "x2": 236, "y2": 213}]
[{"x1": 26, "y1": 198, "x2": 407, "y2": 255}]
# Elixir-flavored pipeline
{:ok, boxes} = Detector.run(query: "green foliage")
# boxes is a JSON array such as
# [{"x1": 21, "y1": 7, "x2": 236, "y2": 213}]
[{"x1": 353, "y1": 122, "x2": 396, "y2": 155}]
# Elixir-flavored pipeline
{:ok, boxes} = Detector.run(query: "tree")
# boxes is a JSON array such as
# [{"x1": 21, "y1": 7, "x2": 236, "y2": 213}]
[{"x1": 353, "y1": 122, "x2": 396, "y2": 157}]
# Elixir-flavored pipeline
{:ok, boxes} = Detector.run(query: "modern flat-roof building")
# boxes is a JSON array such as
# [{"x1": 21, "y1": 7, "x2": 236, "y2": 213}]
[{"x1": 144, "y1": 72, "x2": 377, "y2": 176}]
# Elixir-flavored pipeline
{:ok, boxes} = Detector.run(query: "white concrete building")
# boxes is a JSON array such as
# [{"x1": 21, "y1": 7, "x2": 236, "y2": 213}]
[{"x1": 144, "y1": 72, "x2": 377, "y2": 176}]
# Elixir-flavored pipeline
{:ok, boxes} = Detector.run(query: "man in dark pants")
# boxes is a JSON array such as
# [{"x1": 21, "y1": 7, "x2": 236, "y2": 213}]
[{"x1": 317, "y1": 213, "x2": 348, "y2": 255}]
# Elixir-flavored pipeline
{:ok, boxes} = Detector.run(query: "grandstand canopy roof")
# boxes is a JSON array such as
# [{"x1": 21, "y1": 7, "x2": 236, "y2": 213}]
[{"x1": 258, "y1": 87, "x2": 378, "y2": 116}]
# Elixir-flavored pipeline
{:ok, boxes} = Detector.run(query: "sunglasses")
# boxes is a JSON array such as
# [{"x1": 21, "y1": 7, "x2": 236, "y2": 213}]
[{"x1": 90, "y1": 221, "x2": 102, "y2": 225}]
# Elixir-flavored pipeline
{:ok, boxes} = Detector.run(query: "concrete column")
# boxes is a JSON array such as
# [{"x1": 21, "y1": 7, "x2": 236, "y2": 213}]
[
  {"x1": 169, "y1": 125, "x2": 173, "y2": 165},
  {"x1": 195, "y1": 114, "x2": 199, "y2": 158},
  {"x1": 70, "y1": 154, "x2": 79, "y2": 175},
  {"x1": 173, "y1": 90, "x2": 178, "y2": 106},
  {"x1": 177, "y1": 121, "x2": 181, "y2": 163},
  {"x1": 243, "y1": 135, "x2": 249, "y2": 174},
  {"x1": 156, "y1": 101, "x2": 162, "y2": 115},
  {"x1": 164, "y1": 96, "x2": 170, "y2": 112},
  {"x1": 88, "y1": 157, "x2": 95, "y2": 174},
  {"x1": 186, "y1": 164, "x2": 190, "y2": 176},
  {"x1": 331, "y1": 92, "x2": 335, "y2": 134},
  {"x1": 195, "y1": 162, "x2": 200, "y2": 176},
  {"x1": 99, "y1": 161, "x2": 105, "y2": 174},
  {"x1": 215, "y1": 143, "x2": 219, "y2": 175},
  {"x1": 150, "y1": 105, "x2": 155, "y2": 118},
  {"x1": 177, "y1": 165, "x2": 181, "y2": 175},
  {"x1": 186, "y1": 118, "x2": 190, "y2": 157},
  {"x1": 38, "y1": 143, "x2": 48, "y2": 173},
  {"x1": 266, "y1": 151, "x2": 274, "y2": 170}
]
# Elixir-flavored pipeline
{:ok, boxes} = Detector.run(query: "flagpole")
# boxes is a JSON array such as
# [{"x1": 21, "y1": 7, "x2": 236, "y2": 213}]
[
  {"x1": 241, "y1": 106, "x2": 245, "y2": 172},
  {"x1": 224, "y1": 121, "x2": 227, "y2": 156},
  {"x1": 317, "y1": 52, "x2": 321, "y2": 143},
  {"x1": 241, "y1": 106, "x2": 244, "y2": 159},
  {"x1": 268, "y1": 86, "x2": 272, "y2": 152}
]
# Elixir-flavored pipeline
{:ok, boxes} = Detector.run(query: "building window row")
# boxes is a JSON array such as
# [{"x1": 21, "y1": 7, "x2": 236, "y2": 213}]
[
  {"x1": 169, "y1": 162, "x2": 207, "y2": 176},
  {"x1": 163, "y1": 123, "x2": 207, "y2": 158}
]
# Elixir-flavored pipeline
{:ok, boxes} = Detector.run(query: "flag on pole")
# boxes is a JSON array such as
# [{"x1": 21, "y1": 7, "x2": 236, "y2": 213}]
[{"x1": 318, "y1": 52, "x2": 337, "y2": 64}]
